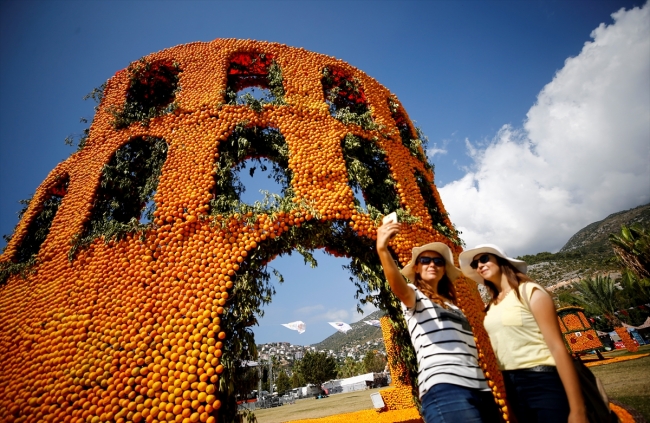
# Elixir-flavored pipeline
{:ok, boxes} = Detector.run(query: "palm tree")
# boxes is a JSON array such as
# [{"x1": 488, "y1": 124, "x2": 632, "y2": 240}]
[
  {"x1": 338, "y1": 356, "x2": 362, "y2": 378},
  {"x1": 609, "y1": 224, "x2": 650, "y2": 281},
  {"x1": 609, "y1": 223, "x2": 650, "y2": 309},
  {"x1": 572, "y1": 275, "x2": 623, "y2": 327}
]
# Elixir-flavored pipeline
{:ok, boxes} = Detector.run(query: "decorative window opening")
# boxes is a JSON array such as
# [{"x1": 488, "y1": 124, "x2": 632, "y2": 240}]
[
  {"x1": 76, "y1": 137, "x2": 168, "y2": 252},
  {"x1": 322, "y1": 67, "x2": 375, "y2": 130},
  {"x1": 388, "y1": 96, "x2": 430, "y2": 168},
  {"x1": 237, "y1": 157, "x2": 287, "y2": 205},
  {"x1": 0, "y1": 175, "x2": 69, "y2": 284},
  {"x1": 414, "y1": 170, "x2": 461, "y2": 245},
  {"x1": 211, "y1": 125, "x2": 291, "y2": 216},
  {"x1": 225, "y1": 52, "x2": 285, "y2": 111},
  {"x1": 13, "y1": 176, "x2": 69, "y2": 263},
  {"x1": 341, "y1": 134, "x2": 400, "y2": 216},
  {"x1": 111, "y1": 60, "x2": 181, "y2": 129}
]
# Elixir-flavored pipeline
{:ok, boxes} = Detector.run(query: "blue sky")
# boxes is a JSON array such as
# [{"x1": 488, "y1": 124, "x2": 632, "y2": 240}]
[{"x1": 1, "y1": 0, "x2": 648, "y2": 345}]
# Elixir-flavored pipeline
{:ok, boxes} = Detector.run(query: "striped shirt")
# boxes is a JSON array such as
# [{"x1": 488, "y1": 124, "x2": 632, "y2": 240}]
[{"x1": 402, "y1": 284, "x2": 489, "y2": 398}]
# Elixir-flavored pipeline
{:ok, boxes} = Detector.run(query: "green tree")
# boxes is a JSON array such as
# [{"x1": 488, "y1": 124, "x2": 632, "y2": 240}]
[
  {"x1": 290, "y1": 370, "x2": 304, "y2": 388},
  {"x1": 295, "y1": 351, "x2": 337, "y2": 387},
  {"x1": 275, "y1": 370, "x2": 292, "y2": 395},
  {"x1": 363, "y1": 350, "x2": 387, "y2": 373}
]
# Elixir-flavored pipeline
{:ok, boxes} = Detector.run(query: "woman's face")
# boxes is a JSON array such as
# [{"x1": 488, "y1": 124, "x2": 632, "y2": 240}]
[
  {"x1": 472, "y1": 253, "x2": 501, "y2": 283},
  {"x1": 415, "y1": 251, "x2": 446, "y2": 285}
]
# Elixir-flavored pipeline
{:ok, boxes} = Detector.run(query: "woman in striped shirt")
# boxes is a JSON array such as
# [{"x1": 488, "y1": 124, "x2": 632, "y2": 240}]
[{"x1": 376, "y1": 222, "x2": 499, "y2": 423}]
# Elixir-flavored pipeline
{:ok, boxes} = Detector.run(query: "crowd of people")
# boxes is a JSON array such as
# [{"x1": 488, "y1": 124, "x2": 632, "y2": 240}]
[{"x1": 376, "y1": 220, "x2": 589, "y2": 423}]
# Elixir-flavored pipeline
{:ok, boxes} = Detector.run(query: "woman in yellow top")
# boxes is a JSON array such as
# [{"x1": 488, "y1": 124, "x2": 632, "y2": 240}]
[{"x1": 459, "y1": 244, "x2": 587, "y2": 423}]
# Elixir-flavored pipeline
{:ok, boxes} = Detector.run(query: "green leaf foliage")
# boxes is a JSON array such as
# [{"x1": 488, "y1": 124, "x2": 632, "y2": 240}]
[
  {"x1": 70, "y1": 136, "x2": 168, "y2": 259},
  {"x1": 109, "y1": 59, "x2": 181, "y2": 129},
  {"x1": 362, "y1": 350, "x2": 387, "y2": 374},
  {"x1": 274, "y1": 369, "x2": 292, "y2": 395},
  {"x1": 387, "y1": 96, "x2": 431, "y2": 169},
  {"x1": 1, "y1": 177, "x2": 69, "y2": 284},
  {"x1": 295, "y1": 350, "x2": 337, "y2": 386},
  {"x1": 211, "y1": 124, "x2": 292, "y2": 216},
  {"x1": 322, "y1": 67, "x2": 377, "y2": 131},
  {"x1": 341, "y1": 133, "x2": 400, "y2": 214},
  {"x1": 225, "y1": 60, "x2": 286, "y2": 109}
]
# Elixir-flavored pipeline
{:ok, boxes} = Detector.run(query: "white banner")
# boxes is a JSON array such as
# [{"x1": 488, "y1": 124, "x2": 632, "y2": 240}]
[
  {"x1": 281, "y1": 321, "x2": 306, "y2": 334},
  {"x1": 328, "y1": 321, "x2": 352, "y2": 333}
]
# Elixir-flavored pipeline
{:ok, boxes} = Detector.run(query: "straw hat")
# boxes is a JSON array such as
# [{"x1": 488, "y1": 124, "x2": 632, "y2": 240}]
[
  {"x1": 459, "y1": 244, "x2": 527, "y2": 284},
  {"x1": 401, "y1": 242, "x2": 461, "y2": 283}
]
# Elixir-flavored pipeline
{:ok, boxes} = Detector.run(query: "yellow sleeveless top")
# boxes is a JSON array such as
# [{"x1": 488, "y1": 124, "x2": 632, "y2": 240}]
[{"x1": 483, "y1": 282, "x2": 556, "y2": 370}]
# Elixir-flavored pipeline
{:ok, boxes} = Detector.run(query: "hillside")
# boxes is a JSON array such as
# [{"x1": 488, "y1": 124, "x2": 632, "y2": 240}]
[
  {"x1": 518, "y1": 203, "x2": 650, "y2": 288},
  {"x1": 312, "y1": 309, "x2": 385, "y2": 352},
  {"x1": 561, "y1": 203, "x2": 650, "y2": 254}
]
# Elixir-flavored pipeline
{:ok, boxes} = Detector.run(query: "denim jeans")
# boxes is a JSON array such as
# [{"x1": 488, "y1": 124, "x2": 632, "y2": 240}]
[
  {"x1": 502, "y1": 369, "x2": 570, "y2": 423},
  {"x1": 420, "y1": 383, "x2": 501, "y2": 423}
]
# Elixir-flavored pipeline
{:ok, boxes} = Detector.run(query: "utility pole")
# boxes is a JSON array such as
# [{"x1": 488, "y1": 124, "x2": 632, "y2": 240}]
[
  {"x1": 257, "y1": 361, "x2": 262, "y2": 400},
  {"x1": 269, "y1": 358, "x2": 273, "y2": 393}
]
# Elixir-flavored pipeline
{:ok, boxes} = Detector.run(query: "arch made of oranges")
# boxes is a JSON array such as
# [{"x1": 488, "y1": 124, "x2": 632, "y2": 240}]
[{"x1": 0, "y1": 39, "x2": 507, "y2": 423}]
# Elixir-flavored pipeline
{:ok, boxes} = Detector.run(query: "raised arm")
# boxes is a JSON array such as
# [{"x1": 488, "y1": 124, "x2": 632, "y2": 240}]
[
  {"x1": 376, "y1": 222, "x2": 415, "y2": 308},
  {"x1": 529, "y1": 287, "x2": 587, "y2": 423}
]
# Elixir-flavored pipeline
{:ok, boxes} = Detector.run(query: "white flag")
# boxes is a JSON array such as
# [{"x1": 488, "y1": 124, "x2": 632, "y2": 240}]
[
  {"x1": 282, "y1": 321, "x2": 306, "y2": 334},
  {"x1": 364, "y1": 320, "x2": 381, "y2": 328},
  {"x1": 328, "y1": 321, "x2": 352, "y2": 333}
]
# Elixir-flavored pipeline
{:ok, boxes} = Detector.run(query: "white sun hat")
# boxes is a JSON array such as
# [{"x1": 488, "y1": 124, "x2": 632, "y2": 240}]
[
  {"x1": 401, "y1": 242, "x2": 461, "y2": 283},
  {"x1": 459, "y1": 244, "x2": 527, "y2": 284}
]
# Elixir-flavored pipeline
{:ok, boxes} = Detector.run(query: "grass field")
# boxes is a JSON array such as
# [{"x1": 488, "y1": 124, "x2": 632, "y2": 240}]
[
  {"x1": 589, "y1": 345, "x2": 650, "y2": 421},
  {"x1": 252, "y1": 387, "x2": 391, "y2": 423},
  {"x1": 251, "y1": 345, "x2": 650, "y2": 423}
]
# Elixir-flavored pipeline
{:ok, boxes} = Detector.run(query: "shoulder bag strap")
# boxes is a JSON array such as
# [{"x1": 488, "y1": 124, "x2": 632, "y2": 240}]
[{"x1": 520, "y1": 282, "x2": 530, "y2": 310}]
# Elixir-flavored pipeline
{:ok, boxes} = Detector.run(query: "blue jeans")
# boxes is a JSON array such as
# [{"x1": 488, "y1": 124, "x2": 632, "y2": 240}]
[
  {"x1": 502, "y1": 369, "x2": 570, "y2": 423},
  {"x1": 421, "y1": 383, "x2": 501, "y2": 423}
]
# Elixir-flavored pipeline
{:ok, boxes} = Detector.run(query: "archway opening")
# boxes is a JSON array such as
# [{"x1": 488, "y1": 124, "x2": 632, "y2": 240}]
[
  {"x1": 211, "y1": 125, "x2": 291, "y2": 216},
  {"x1": 341, "y1": 133, "x2": 400, "y2": 215},
  {"x1": 388, "y1": 96, "x2": 431, "y2": 168},
  {"x1": 76, "y1": 136, "x2": 168, "y2": 253},
  {"x1": 216, "y1": 215, "x2": 415, "y2": 422},
  {"x1": 9, "y1": 174, "x2": 69, "y2": 264},
  {"x1": 113, "y1": 60, "x2": 181, "y2": 129},
  {"x1": 225, "y1": 52, "x2": 285, "y2": 108},
  {"x1": 321, "y1": 66, "x2": 374, "y2": 129}
]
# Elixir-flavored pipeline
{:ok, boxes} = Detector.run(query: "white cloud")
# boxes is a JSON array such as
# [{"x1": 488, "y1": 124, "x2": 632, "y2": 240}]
[
  {"x1": 439, "y1": 3, "x2": 650, "y2": 256},
  {"x1": 295, "y1": 304, "x2": 324, "y2": 315},
  {"x1": 313, "y1": 308, "x2": 350, "y2": 322},
  {"x1": 350, "y1": 302, "x2": 378, "y2": 323},
  {"x1": 427, "y1": 142, "x2": 448, "y2": 159}
]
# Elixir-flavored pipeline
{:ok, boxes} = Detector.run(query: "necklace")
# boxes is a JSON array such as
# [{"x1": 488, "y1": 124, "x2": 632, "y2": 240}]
[{"x1": 494, "y1": 288, "x2": 511, "y2": 304}]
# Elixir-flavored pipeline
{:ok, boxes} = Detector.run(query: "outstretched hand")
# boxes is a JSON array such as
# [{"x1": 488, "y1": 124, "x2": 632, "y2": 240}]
[{"x1": 376, "y1": 222, "x2": 401, "y2": 250}]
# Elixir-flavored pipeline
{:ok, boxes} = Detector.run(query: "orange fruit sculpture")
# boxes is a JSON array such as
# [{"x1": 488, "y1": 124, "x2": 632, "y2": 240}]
[
  {"x1": 0, "y1": 39, "x2": 507, "y2": 423},
  {"x1": 556, "y1": 306, "x2": 605, "y2": 354}
]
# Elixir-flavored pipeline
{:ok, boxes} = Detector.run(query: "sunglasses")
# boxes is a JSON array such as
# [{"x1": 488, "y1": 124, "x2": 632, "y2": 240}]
[
  {"x1": 417, "y1": 256, "x2": 446, "y2": 267},
  {"x1": 470, "y1": 254, "x2": 491, "y2": 269}
]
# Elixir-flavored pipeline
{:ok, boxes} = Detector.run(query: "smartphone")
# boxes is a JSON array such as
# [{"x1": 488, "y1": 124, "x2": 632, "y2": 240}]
[{"x1": 382, "y1": 212, "x2": 398, "y2": 225}]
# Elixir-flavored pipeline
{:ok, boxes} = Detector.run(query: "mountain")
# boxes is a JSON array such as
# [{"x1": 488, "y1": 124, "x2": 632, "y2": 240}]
[
  {"x1": 518, "y1": 203, "x2": 650, "y2": 288},
  {"x1": 560, "y1": 203, "x2": 650, "y2": 254},
  {"x1": 312, "y1": 309, "x2": 385, "y2": 353}
]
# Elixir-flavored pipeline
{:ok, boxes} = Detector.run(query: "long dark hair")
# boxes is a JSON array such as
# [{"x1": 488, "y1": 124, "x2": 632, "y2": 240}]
[
  {"x1": 414, "y1": 272, "x2": 457, "y2": 306},
  {"x1": 484, "y1": 256, "x2": 531, "y2": 310}
]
